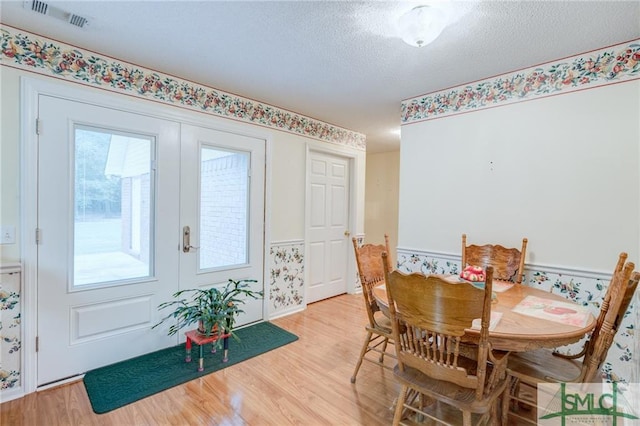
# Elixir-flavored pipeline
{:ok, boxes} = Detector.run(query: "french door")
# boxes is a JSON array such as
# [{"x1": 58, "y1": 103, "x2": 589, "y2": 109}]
[
  {"x1": 36, "y1": 95, "x2": 265, "y2": 386},
  {"x1": 179, "y1": 124, "x2": 265, "y2": 323}
]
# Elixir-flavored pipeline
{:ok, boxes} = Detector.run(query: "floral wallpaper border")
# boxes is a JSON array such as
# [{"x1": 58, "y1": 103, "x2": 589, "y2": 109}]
[
  {"x1": 269, "y1": 240, "x2": 305, "y2": 318},
  {"x1": 0, "y1": 25, "x2": 366, "y2": 151},
  {"x1": 401, "y1": 39, "x2": 640, "y2": 124},
  {"x1": 397, "y1": 249, "x2": 638, "y2": 385},
  {"x1": 0, "y1": 264, "x2": 21, "y2": 396}
]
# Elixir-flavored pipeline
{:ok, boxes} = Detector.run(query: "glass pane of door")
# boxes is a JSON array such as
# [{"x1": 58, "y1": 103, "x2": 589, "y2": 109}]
[
  {"x1": 74, "y1": 126, "x2": 154, "y2": 287},
  {"x1": 199, "y1": 147, "x2": 249, "y2": 270}
]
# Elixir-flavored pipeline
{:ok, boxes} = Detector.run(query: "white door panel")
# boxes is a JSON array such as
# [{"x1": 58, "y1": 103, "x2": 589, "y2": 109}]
[
  {"x1": 37, "y1": 96, "x2": 180, "y2": 386},
  {"x1": 179, "y1": 124, "x2": 265, "y2": 326},
  {"x1": 307, "y1": 152, "x2": 350, "y2": 303}
]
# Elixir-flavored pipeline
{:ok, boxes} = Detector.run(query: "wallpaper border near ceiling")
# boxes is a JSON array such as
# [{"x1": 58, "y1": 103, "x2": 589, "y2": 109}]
[
  {"x1": 0, "y1": 25, "x2": 366, "y2": 150},
  {"x1": 401, "y1": 39, "x2": 640, "y2": 124}
]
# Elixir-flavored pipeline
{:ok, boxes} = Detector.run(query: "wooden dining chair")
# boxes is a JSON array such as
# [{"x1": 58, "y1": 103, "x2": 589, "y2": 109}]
[
  {"x1": 502, "y1": 259, "x2": 638, "y2": 425},
  {"x1": 461, "y1": 234, "x2": 528, "y2": 283},
  {"x1": 350, "y1": 235, "x2": 396, "y2": 383},
  {"x1": 552, "y1": 252, "x2": 627, "y2": 362},
  {"x1": 382, "y1": 256, "x2": 509, "y2": 426}
]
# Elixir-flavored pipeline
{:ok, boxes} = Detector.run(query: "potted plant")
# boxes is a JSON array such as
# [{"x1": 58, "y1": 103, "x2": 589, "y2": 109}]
[{"x1": 152, "y1": 278, "x2": 263, "y2": 343}]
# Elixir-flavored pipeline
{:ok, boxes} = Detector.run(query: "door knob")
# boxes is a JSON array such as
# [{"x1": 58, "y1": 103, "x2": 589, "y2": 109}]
[
  {"x1": 182, "y1": 226, "x2": 199, "y2": 253},
  {"x1": 344, "y1": 230, "x2": 351, "y2": 237}
]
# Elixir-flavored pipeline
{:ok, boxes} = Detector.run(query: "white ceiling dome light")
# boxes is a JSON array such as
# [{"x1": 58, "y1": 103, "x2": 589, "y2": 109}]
[{"x1": 397, "y1": 4, "x2": 446, "y2": 48}]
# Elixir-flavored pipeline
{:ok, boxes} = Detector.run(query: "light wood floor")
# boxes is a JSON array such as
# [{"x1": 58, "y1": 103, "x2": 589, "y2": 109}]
[{"x1": 0, "y1": 294, "x2": 402, "y2": 425}]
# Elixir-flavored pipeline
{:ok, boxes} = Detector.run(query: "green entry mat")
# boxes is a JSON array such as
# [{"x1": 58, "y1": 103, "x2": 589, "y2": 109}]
[{"x1": 83, "y1": 322, "x2": 298, "y2": 414}]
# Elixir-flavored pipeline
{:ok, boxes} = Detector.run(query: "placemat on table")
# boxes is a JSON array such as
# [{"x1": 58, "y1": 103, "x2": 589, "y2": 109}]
[{"x1": 512, "y1": 295, "x2": 590, "y2": 327}]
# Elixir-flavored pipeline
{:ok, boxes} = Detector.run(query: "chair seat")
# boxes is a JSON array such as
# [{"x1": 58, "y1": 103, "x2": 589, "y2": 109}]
[
  {"x1": 368, "y1": 311, "x2": 393, "y2": 334},
  {"x1": 393, "y1": 362, "x2": 508, "y2": 415},
  {"x1": 505, "y1": 349, "x2": 598, "y2": 424},
  {"x1": 507, "y1": 349, "x2": 586, "y2": 384}
]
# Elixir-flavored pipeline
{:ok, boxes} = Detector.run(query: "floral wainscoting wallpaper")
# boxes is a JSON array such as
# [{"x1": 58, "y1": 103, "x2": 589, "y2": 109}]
[
  {"x1": 0, "y1": 265, "x2": 21, "y2": 395},
  {"x1": 0, "y1": 25, "x2": 366, "y2": 151},
  {"x1": 397, "y1": 249, "x2": 637, "y2": 385},
  {"x1": 401, "y1": 39, "x2": 640, "y2": 124},
  {"x1": 269, "y1": 241, "x2": 305, "y2": 318}
]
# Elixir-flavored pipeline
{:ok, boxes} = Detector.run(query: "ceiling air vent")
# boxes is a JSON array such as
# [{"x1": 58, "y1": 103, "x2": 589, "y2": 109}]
[
  {"x1": 68, "y1": 14, "x2": 88, "y2": 29},
  {"x1": 29, "y1": 0, "x2": 48, "y2": 14},
  {"x1": 23, "y1": 0, "x2": 89, "y2": 29}
]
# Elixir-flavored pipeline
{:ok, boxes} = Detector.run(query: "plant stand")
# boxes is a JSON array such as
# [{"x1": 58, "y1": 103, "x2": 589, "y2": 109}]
[{"x1": 184, "y1": 329, "x2": 230, "y2": 371}]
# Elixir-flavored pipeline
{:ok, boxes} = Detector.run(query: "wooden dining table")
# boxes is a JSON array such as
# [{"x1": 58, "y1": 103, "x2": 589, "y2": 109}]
[{"x1": 372, "y1": 277, "x2": 596, "y2": 352}]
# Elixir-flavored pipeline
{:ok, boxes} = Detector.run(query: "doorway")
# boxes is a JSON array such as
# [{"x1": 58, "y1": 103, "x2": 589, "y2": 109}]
[
  {"x1": 33, "y1": 91, "x2": 265, "y2": 387},
  {"x1": 306, "y1": 150, "x2": 352, "y2": 303}
]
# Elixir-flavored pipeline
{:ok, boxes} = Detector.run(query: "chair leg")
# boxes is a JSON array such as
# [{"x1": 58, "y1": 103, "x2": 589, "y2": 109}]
[
  {"x1": 392, "y1": 385, "x2": 408, "y2": 426},
  {"x1": 350, "y1": 330, "x2": 373, "y2": 383},
  {"x1": 462, "y1": 410, "x2": 471, "y2": 426},
  {"x1": 379, "y1": 337, "x2": 389, "y2": 362},
  {"x1": 501, "y1": 377, "x2": 514, "y2": 426}
]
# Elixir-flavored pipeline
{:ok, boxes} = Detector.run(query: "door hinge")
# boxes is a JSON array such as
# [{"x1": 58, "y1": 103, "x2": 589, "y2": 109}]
[
  {"x1": 36, "y1": 118, "x2": 42, "y2": 135},
  {"x1": 35, "y1": 228, "x2": 41, "y2": 244},
  {"x1": 36, "y1": 336, "x2": 39, "y2": 352}
]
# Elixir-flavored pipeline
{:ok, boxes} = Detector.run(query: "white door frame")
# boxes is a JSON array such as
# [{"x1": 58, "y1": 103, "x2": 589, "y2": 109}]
[
  {"x1": 304, "y1": 142, "x2": 359, "y2": 306},
  {"x1": 20, "y1": 76, "x2": 272, "y2": 395}
]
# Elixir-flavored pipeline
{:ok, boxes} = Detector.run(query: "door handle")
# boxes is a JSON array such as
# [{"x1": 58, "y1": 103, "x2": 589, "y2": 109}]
[
  {"x1": 182, "y1": 226, "x2": 199, "y2": 253},
  {"x1": 344, "y1": 230, "x2": 351, "y2": 237}
]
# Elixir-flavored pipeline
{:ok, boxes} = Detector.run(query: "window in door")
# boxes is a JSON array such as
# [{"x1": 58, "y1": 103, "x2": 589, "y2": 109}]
[
  {"x1": 199, "y1": 147, "x2": 250, "y2": 270},
  {"x1": 73, "y1": 126, "x2": 155, "y2": 287}
]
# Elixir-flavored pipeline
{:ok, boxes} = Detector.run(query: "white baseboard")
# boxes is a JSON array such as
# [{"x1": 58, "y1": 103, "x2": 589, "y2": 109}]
[{"x1": 268, "y1": 305, "x2": 305, "y2": 320}]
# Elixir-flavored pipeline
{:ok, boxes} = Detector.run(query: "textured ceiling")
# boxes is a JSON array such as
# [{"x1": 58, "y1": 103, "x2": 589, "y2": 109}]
[{"x1": 1, "y1": 1, "x2": 639, "y2": 152}]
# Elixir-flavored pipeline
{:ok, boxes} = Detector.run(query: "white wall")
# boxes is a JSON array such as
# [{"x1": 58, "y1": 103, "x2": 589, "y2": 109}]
[
  {"x1": 0, "y1": 67, "x2": 21, "y2": 263},
  {"x1": 269, "y1": 133, "x2": 306, "y2": 240},
  {"x1": 365, "y1": 151, "x2": 400, "y2": 257},
  {"x1": 399, "y1": 81, "x2": 640, "y2": 272}
]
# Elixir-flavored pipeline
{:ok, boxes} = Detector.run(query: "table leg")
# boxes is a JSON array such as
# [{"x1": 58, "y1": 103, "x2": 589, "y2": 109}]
[
  {"x1": 222, "y1": 334, "x2": 229, "y2": 363},
  {"x1": 198, "y1": 343, "x2": 204, "y2": 372},
  {"x1": 185, "y1": 336, "x2": 192, "y2": 362}
]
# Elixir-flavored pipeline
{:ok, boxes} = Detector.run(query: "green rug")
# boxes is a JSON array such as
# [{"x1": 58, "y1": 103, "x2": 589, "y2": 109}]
[{"x1": 83, "y1": 322, "x2": 298, "y2": 414}]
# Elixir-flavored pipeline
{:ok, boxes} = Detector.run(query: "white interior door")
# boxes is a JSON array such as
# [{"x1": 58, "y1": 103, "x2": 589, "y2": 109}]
[
  {"x1": 179, "y1": 124, "x2": 265, "y2": 326},
  {"x1": 36, "y1": 96, "x2": 180, "y2": 386},
  {"x1": 307, "y1": 151, "x2": 350, "y2": 303}
]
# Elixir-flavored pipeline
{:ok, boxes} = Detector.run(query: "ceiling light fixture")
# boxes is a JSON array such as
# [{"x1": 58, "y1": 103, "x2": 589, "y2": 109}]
[{"x1": 397, "y1": 5, "x2": 446, "y2": 48}]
